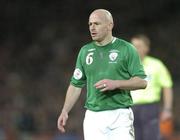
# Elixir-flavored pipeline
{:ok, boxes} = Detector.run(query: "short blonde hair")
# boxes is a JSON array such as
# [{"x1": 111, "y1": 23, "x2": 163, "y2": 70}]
[
  {"x1": 132, "y1": 34, "x2": 151, "y2": 47},
  {"x1": 91, "y1": 9, "x2": 114, "y2": 24}
]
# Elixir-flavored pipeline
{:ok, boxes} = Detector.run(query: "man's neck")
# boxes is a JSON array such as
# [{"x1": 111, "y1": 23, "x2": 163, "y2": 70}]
[{"x1": 95, "y1": 35, "x2": 114, "y2": 46}]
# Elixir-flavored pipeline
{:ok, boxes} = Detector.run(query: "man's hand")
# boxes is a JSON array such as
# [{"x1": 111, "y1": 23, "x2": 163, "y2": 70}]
[
  {"x1": 57, "y1": 110, "x2": 68, "y2": 133},
  {"x1": 94, "y1": 79, "x2": 118, "y2": 92},
  {"x1": 160, "y1": 109, "x2": 172, "y2": 121}
]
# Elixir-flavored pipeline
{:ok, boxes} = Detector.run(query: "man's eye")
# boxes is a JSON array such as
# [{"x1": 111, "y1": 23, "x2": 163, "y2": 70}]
[{"x1": 95, "y1": 23, "x2": 101, "y2": 25}]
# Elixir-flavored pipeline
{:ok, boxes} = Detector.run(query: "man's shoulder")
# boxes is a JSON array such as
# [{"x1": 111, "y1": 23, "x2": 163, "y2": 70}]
[
  {"x1": 115, "y1": 38, "x2": 134, "y2": 49},
  {"x1": 145, "y1": 56, "x2": 161, "y2": 62},
  {"x1": 145, "y1": 56, "x2": 165, "y2": 66},
  {"x1": 79, "y1": 41, "x2": 96, "y2": 54},
  {"x1": 116, "y1": 38, "x2": 132, "y2": 45}
]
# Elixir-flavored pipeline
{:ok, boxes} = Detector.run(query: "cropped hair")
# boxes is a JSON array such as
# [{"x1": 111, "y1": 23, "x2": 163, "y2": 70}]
[{"x1": 132, "y1": 34, "x2": 151, "y2": 47}]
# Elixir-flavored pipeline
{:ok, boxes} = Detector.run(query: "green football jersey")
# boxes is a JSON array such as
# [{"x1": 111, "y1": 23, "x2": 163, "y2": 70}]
[{"x1": 71, "y1": 37, "x2": 146, "y2": 111}]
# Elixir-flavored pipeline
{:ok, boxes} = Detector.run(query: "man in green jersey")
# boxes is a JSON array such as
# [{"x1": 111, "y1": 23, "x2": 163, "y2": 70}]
[
  {"x1": 57, "y1": 9, "x2": 147, "y2": 140},
  {"x1": 131, "y1": 34, "x2": 173, "y2": 140}
]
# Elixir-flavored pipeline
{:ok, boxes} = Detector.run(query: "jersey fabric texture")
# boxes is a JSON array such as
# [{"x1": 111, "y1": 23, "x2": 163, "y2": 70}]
[
  {"x1": 131, "y1": 56, "x2": 173, "y2": 104},
  {"x1": 71, "y1": 37, "x2": 146, "y2": 111}
]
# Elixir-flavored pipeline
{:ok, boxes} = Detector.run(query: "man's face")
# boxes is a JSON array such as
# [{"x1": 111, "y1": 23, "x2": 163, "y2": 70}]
[
  {"x1": 88, "y1": 13, "x2": 110, "y2": 42},
  {"x1": 131, "y1": 38, "x2": 149, "y2": 58}
]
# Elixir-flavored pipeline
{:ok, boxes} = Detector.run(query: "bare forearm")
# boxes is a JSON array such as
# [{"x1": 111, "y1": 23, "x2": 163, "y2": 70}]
[
  {"x1": 62, "y1": 84, "x2": 82, "y2": 113},
  {"x1": 115, "y1": 76, "x2": 147, "y2": 90},
  {"x1": 95, "y1": 76, "x2": 147, "y2": 92},
  {"x1": 160, "y1": 87, "x2": 173, "y2": 121},
  {"x1": 163, "y1": 88, "x2": 173, "y2": 111}
]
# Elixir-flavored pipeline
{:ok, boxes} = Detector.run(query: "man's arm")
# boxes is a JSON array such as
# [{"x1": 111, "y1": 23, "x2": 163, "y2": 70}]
[
  {"x1": 161, "y1": 87, "x2": 173, "y2": 121},
  {"x1": 95, "y1": 76, "x2": 147, "y2": 92},
  {"x1": 57, "y1": 84, "x2": 82, "y2": 133}
]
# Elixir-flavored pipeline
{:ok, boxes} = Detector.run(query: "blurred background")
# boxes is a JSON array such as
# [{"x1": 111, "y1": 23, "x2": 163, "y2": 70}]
[{"x1": 0, "y1": 0, "x2": 180, "y2": 140}]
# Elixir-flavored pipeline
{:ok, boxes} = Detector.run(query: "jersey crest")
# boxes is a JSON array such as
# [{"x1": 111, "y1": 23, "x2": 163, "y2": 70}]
[{"x1": 109, "y1": 52, "x2": 118, "y2": 61}]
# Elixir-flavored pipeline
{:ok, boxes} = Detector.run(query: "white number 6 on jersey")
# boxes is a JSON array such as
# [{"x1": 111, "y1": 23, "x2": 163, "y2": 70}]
[{"x1": 86, "y1": 52, "x2": 94, "y2": 65}]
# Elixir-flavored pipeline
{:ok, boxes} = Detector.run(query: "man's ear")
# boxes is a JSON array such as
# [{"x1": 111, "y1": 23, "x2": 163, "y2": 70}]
[{"x1": 108, "y1": 22, "x2": 114, "y2": 31}]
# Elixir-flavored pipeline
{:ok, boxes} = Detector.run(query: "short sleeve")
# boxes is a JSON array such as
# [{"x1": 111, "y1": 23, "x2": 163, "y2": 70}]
[
  {"x1": 156, "y1": 61, "x2": 173, "y2": 88},
  {"x1": 70, "y1": 48, "x2": 86, "y2": 88},
  {"x1": 127, "y1": 44, "x2": 146, "y2": 79}
]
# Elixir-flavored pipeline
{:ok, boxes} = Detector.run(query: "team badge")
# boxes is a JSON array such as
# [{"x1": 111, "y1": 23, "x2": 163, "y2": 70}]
[
  {"x1": 73, "y1": 68, "x2": 82, "y2": 80},
  {"x1": 109, "y1": 52, "x2": 118, "y2": 61}
]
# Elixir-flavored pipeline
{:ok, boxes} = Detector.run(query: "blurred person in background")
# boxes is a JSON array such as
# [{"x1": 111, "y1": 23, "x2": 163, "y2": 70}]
[
  {"x1": 131, "y1": 34, "x2": 174, "y2": 140},
  {"x1": 57, "y1": 9, "x2": 147, "y2": 140}
]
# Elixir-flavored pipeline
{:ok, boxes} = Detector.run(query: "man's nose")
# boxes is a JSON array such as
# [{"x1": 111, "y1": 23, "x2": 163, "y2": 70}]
[{"x1": 90, "y1": 24, "x2": 96, "y2": 30}]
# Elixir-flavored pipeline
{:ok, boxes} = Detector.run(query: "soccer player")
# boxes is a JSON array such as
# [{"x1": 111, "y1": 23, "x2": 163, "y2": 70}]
[
  {"x1": 131, "y1": 34, "x2": 173, "y2": 140},
  {"x1": 57, "y1": 9, "x2": 147, "y2": 140}
]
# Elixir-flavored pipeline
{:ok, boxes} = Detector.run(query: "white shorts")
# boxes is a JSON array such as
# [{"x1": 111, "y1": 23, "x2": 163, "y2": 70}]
[{"x1": 83, "y1": 108, "x2": 134, "y2": 140}]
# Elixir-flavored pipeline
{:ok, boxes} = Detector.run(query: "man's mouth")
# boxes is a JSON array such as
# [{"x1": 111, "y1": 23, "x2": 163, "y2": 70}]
[{"x1": 91, "y1": 33, "x2": 97, "y2": 37}]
